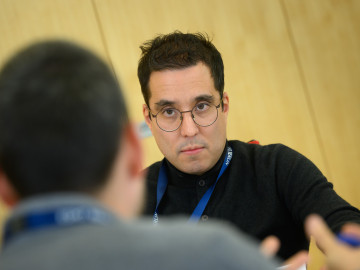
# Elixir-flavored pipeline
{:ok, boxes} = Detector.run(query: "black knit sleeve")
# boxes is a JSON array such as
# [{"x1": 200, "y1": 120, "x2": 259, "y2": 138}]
[{"x1": 272, "y1": 144, "x2": 360, "y2": 232}]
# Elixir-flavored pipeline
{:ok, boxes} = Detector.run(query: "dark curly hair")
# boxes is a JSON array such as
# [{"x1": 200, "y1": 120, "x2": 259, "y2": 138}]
[{"x1": 137, "y1": 31, "x2": 224, "y2": 107}]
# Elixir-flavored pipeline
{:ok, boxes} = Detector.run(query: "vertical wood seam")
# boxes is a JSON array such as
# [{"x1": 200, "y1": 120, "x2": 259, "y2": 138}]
[
  {"x1": 90, "y1": 0, "x2": 117, "y2": 78},
  {"x1": 279, "y1": 0, "x2": 332, "y2": 178}
]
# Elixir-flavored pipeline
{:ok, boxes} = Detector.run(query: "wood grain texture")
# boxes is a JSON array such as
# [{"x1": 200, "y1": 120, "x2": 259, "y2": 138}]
[{"x1": 283, "y1": 0, "x2": 360, "y2": 207}]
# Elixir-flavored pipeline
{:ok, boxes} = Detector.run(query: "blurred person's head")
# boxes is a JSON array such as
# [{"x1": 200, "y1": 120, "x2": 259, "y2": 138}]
[
  {"x1": 138, "y1": 31, "x2": 229, "y2": 175},
  {"x1": 0, "y1": 41, "x2": 144, "y2": 218}
]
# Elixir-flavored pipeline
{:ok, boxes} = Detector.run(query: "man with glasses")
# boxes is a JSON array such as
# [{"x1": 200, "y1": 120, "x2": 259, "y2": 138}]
[{"x1": 137, "y1": 31, "x2": 360, "y2": 260}]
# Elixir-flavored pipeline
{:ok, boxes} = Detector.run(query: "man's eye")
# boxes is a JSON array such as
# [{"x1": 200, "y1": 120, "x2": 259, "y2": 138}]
[
  {"x1": 162, "y1": 108, "x2": 176, "y2": 117},
  {"x1": 195, "y1": 103, "x2": 210, "y2": 111}
]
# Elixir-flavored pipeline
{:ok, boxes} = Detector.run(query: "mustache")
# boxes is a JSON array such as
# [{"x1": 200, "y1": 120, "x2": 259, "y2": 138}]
[{"x1": 177, "y1": 139, "x2": 208, "y2": 152}]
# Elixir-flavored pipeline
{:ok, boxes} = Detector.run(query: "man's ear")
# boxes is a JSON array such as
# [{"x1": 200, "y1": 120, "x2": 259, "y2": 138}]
[
  {"x1": 0, "y1": 170, "x2": 19, "y2": 207},
  {"x1": 142, "y1": 104, "x2": 153, "y2": 132},
  {"x1": 123, "y1": 123, "x2": 144, "y2": 179},
  {"x1": 222, "y1": 92, "x2": 230, "y2": 114}
]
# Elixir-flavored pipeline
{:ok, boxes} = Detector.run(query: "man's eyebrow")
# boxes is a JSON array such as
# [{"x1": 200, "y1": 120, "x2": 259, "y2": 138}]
[
  {"x1": 195, "y1": 95, "x2": 215, "y2": 103},
  {"x1": 154, "y1": 94, "x2": 215, "y2": 108},
  {"x1": 154, "y1": 100, "x2": 176, "y2": 108}
]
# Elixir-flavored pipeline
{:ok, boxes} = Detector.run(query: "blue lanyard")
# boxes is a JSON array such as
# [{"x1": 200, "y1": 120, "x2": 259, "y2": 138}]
[
  {"x1": 153, "y1": 146, "x2": 233, "y2": 224},
  {"x1": 3, "y1": 205, "x2": 113, "y2": 247}
]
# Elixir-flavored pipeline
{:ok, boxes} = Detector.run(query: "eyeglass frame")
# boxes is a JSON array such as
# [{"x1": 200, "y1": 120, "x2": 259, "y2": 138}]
[{"x1": 148, "y1": 100, "x2": 223, "y2": 132}]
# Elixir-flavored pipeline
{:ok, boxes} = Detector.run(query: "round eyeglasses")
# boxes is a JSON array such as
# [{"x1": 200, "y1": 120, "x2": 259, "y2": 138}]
[{"x1": 149, "y1": 102, "x2": 221, "y2": 132}]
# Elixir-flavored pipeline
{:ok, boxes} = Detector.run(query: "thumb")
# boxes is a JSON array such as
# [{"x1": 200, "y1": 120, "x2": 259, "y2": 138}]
[{"x1": 305, "y1": 214, "x2": 337, "y2": 254}]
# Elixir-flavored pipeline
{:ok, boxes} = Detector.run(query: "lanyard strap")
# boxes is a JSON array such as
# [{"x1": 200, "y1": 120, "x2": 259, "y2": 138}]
[
  {"x1": 3, "y1": 205, "x2": 113, "y2": 247},
  {"x1": 153, "y1": 146, "x2": 233, "y2": 224}
]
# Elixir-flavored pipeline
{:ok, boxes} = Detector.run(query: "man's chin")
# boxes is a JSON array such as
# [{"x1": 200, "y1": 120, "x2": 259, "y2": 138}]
[{"x1": 177, "y1": 162, "x2": 209, "y2": 176}]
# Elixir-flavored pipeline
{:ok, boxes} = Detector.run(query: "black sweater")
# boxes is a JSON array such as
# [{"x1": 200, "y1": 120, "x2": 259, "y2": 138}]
[{"x1": 143, "y1": 140, "x2": 360, "y2": 259}]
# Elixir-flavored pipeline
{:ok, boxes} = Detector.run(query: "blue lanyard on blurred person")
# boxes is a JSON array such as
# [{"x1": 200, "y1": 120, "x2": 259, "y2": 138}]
[
  {"x1": 153, "y1": 146, "x2": 233, "y2": 224},
  {"x1": 3, "y1": 205, "x2": 113, "y2": 248}
]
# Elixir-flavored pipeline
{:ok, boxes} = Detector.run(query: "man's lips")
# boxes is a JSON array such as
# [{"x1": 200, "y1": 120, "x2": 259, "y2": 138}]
[{"x1": 180, "y1": 146, "x2": 204, "y2": 154}]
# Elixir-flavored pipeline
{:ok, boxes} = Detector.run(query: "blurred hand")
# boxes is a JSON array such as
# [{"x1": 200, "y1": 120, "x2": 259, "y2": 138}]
[
  {"x1": 305, "y1": 214, "x2": 360, "y2": 270},
  {"x1": 260, "y1": 235, "x2": 280, "y2": 258},
  {"x1": 260, "y1": 235, "x2": 308, "y2": 270}
]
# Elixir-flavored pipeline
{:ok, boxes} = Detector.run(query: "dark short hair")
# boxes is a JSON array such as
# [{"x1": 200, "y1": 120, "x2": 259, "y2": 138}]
[
  {"x1": 137, "y1": 31, "x2": 224, "y2": 107},
  {"x1": 0, "y1": 41, "x2": 128, "y2": 198}
]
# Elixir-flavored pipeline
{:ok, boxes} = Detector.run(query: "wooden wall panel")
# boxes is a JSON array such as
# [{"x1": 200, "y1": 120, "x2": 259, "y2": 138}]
[
  {"x1": 0, "y1": 0, "x2": 109, "y2": 66},
  {"x1": 283, "y1": 0, "x2": 360, "y2": 207}
]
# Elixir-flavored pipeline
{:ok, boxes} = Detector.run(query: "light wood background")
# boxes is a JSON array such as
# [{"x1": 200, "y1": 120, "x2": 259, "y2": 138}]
[{"x1": 0, "y1": 1, "x2": 359, "y2": 269}]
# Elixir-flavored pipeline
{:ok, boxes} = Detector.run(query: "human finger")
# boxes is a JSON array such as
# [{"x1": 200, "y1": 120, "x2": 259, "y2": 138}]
[
  {"x1": 259, "y1": 235, "x2": 280, "y2": 258},
  {"x1": 305, "y1": 214, "x2": 337, "y2": 253}
]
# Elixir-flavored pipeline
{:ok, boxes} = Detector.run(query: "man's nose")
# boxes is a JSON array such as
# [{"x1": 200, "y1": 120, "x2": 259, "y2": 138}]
[{"x1": 180, "y1": 111, "x2": 199, "y2": 137}]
